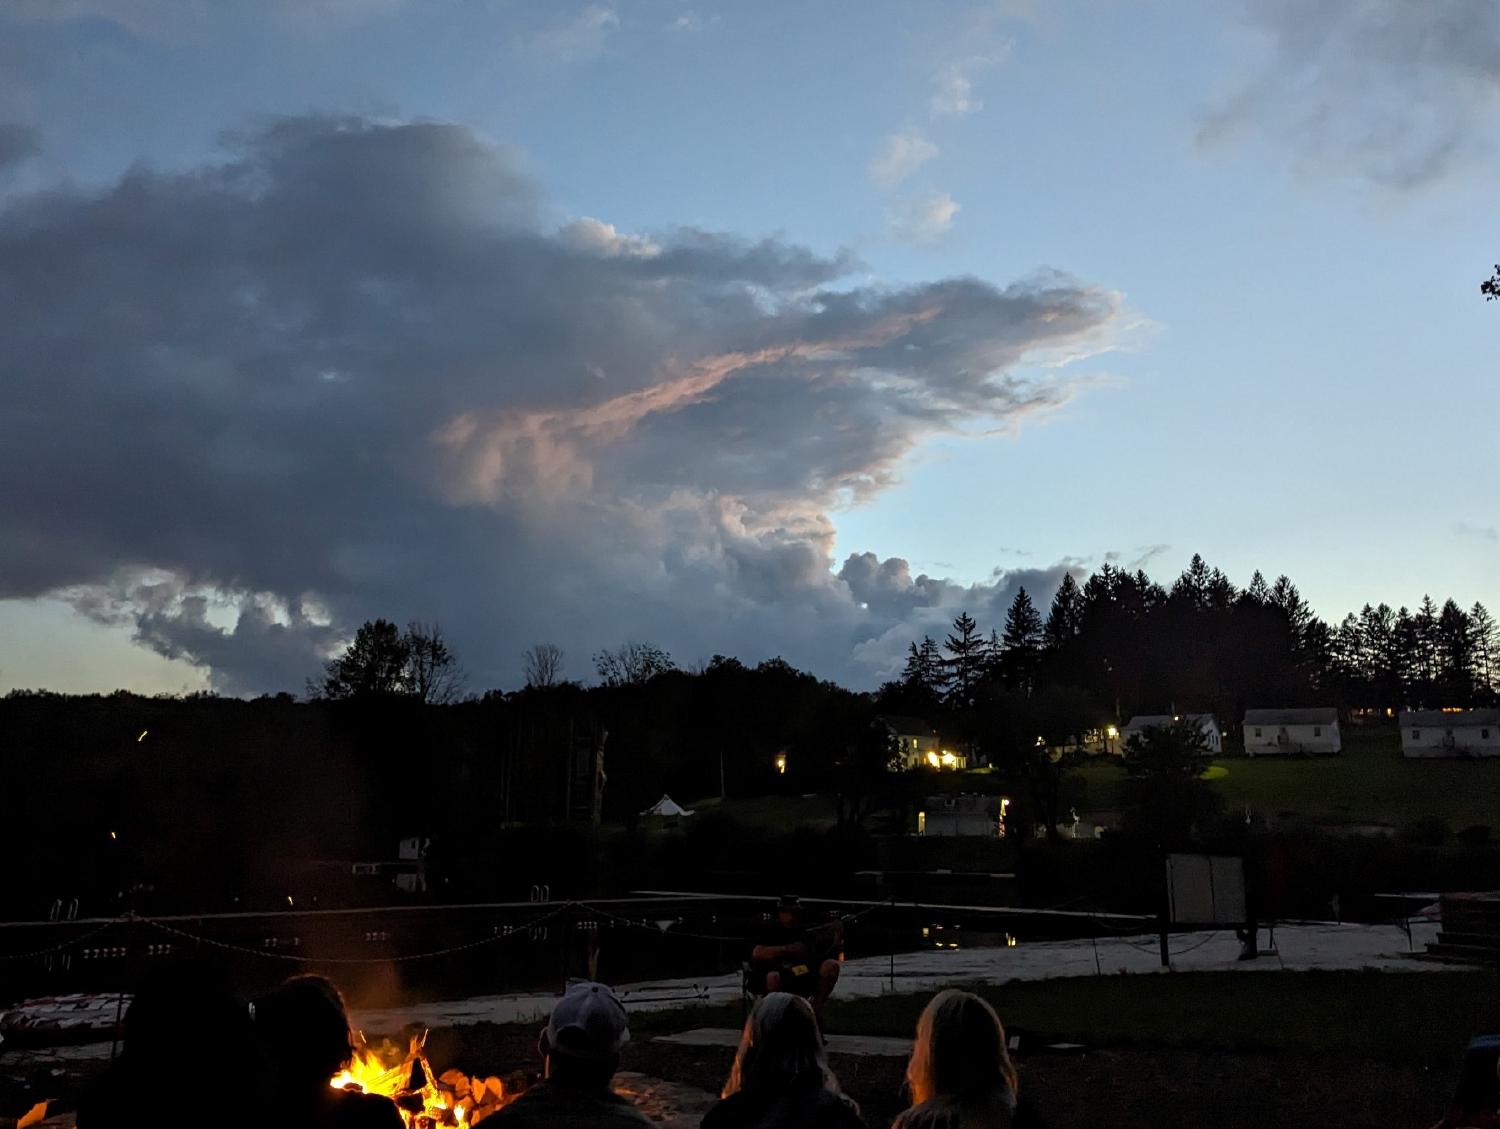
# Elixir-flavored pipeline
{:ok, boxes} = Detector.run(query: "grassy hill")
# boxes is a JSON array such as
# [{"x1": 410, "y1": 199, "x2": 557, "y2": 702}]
[{"x1": 1077, "y1": 724, "x2": 1500, "y2": 831}]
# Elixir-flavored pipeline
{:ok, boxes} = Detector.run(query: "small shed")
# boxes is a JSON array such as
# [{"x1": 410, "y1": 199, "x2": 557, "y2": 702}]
[
  {"x1": 640, "y1": 794, "x2": 695, "y2": 817},
  {"x1": 1121, "y1": 714, "x2": 1222, "y2": 755},
  {"x1": 1243, "y1": 708, "x2": 1341, "y2": 756},
  {"x1": 1400, "y1": 710, "x2": 1500, "y2": 758}
]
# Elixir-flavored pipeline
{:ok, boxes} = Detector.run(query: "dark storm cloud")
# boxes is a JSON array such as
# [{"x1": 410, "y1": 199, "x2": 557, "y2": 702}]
[
  {"x1": 1202, "y1": 0, "x2": 1500, "y2": 188},
  {"x1": 0, "y1": 116, "x2": 1124, "y2": 693}
]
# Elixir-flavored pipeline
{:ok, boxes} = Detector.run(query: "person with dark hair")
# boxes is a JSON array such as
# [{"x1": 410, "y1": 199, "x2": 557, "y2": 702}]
[
  {"x1": 78, "y1": 962, "x2": 268, "y2": 1129},
  {"x1": 894, "y1": 990, "x2": 1045, "y2": 1129},
  {"x1": 253, "y1": 974, "x2": 403, "y2": 1129},
  {"x1": 490, "y1": 980, "x2": 650, "y2": 1129},
  {"x1": 1430, "y1": 1038, "x2": 1500, "y2": 1129},
  {"x1": 702, "y1": 993, "x2": 865, "y2": 1129},
  {"x1": 749, "y1": 896, "x2": 843, "y2": 1019}
]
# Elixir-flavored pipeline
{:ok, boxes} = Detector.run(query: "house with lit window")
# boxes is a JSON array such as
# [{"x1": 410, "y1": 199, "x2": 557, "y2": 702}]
[
  {"x1": 1242, "y1": 708, "x2": 1341, "y2": 756},
  {"x1": 1400, "y1": 709, "x2": 1500, "y2": 758},
  {"x1": 916, "y1": 793, "x2": 1008, "y2": 837},
  {"x1": 878, "y1": 716, "x2": 968, "y2": 770},
  {"x1": 1120, "y1": 714, "x2": 1222, "y2": 755}
]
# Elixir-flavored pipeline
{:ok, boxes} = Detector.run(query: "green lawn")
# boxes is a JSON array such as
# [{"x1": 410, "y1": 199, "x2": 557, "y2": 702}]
[
  {"x1": 426, "y1": 970, "x2": 1500, "y2": 1068},
  {"x1": 1077, "y1": 725, "x2": 1500, "y2": 830}
]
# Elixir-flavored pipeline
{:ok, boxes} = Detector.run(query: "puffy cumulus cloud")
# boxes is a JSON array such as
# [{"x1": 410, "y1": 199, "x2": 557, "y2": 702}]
[
  {"x1": 887, "y1": 191, "x2": 961, "y2": 243},
  {"x1": 1201, "y1": 0, "x2": 1500, "y2": 188},
  {"x1": 869, "y1": 130, "x2": 939, "y2": 189},
  {"x1": 0, "y1": 115, "x2": 1125, "y2": 693}
]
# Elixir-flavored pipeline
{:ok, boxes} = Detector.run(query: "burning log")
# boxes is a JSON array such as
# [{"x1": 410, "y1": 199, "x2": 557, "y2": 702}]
[{"x1": 331, "y1": 1032, "x2": 514, "y2": 1127}]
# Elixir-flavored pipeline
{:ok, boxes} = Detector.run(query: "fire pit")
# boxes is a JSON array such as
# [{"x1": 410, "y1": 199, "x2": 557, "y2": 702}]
[{"x1": 331, "y1": 1032, "x2": 515, "y2": 1127}]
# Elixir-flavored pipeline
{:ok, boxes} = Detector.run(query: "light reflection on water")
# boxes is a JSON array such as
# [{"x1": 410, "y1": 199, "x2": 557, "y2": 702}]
[{"x1": 919, "y1": 923, "x2": 1019, "y2": 950}]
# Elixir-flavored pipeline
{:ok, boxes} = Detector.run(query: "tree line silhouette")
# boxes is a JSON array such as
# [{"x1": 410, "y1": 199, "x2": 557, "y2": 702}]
[{"x1": 895, "y1": 555, "x2": 1497, "y2": 721}]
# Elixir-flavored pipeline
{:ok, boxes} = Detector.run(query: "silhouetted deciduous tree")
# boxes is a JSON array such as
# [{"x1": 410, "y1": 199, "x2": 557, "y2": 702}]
[
  {"x1": 522, "y1": 643, "x2": 566, "y2": 688},
  {"x1": 594, "y1": 641, "x2": 675, "y2": 686},
  {"x1": 315, "y1": 619, "x2": 410, "y2": 700},
  {"x1": 404, "y1": 621, "x2": 464, "y2": 704},
  {"x1": 1121, "y1": 718, "x2": 1223, "y2": 848}
]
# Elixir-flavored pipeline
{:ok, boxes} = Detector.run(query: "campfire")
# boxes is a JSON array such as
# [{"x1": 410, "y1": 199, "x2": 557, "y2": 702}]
[{"x1": 331, "y1": 1031, "x2": 514, "y2": 1127}]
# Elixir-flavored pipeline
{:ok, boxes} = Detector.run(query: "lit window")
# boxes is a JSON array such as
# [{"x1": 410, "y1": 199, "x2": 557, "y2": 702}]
[{"x1": 918, "y1": 811, "x2": 926, "y2": 834}]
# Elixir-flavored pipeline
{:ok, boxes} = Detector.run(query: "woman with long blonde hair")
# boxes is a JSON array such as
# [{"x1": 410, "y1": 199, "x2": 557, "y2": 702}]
[
  {"x1": 702, "y1": 993, "x2": 865, "y2": 1129},
  {"x1": 893, "y1": 990, "x2": 1023, "y2": 1129}
]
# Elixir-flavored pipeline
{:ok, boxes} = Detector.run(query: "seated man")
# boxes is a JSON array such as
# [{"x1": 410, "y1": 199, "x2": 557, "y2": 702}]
[
  {"x1": 749, "y1": 895, "x2": 842, "y2": 1018},
  {"x1": 491, "y1": 981, "x2": 650, "y2": 1129}
]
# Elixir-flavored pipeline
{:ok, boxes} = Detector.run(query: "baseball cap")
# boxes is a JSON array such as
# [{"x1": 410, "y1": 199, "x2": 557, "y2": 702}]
[{"x1": 543, "y1": 981, "x2": 630, "y2": 1061}]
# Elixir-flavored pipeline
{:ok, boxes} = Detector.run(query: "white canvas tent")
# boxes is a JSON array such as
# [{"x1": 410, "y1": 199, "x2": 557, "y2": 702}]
[{"x1": 641, "y1": 794, "x2": 694, "y2": 818}]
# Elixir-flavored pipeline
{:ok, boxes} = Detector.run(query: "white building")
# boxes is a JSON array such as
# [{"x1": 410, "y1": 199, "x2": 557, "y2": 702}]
[
  {"x1": 916, "y1": 793, "x2": 1008, "y2": 837},
  {"x1": 879, "y1": 716, "x2": 967, "y2": 771},
  {"x1": 1242, "y1": 708, "x2": 1341, "y2": 756},
  {"x1": 1400, "y1": 709, "x2": 1500, "y2": 758},
  {"x1": 1121, "y1": 714, "x2": 1222, "y2": 755}
]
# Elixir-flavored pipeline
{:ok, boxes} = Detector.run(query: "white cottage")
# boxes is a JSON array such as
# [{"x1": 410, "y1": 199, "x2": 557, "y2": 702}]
[
  {"x1": 1242, "y1": 708, "x2": 1341, "y2": 756},
  {"x1": 1400, "y1": 710, "x2": 1500, "y2": 758},
  {"x1": 1121, "y1": 714, "x2": 1222, "y2": 755}
]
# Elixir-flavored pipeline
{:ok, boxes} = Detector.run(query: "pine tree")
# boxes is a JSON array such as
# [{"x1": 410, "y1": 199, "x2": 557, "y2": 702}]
[
  {"x1": 1471, "y1": 602, "x2": 1499, "y2": 701},
  {"x1": 1247, "y1": 571, "x2": 1270, "y2": 603},
  {"x1": 944, "y1": 613, "x2": 985, "y2": 702},
  {"x1": 1269, "y1": 575, "x2": 1312, "y2": 651},
  {"x1": 1001, "y1": 588, "x2": 1045, "y2": 691},
  {"x1": 1414, "y1": 595, "x2": 1441, "y2": 690},
  {"x1": 1436, "y1": 598, "x2": 1476, "y2": 703},
  {"x1": 1044, "y1": 573, "x2": 1083, "y2": 650}
]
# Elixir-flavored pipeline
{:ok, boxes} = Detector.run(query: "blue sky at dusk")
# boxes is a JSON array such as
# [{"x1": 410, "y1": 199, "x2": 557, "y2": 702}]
[{"x1": 2, "y1": 0, "x2": 1496, "y2": 695}]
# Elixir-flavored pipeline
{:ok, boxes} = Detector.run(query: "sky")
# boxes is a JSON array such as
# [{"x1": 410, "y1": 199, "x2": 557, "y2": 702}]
[{"x1": 1, "y1": 0, "x2": 1497, "y2": 696}]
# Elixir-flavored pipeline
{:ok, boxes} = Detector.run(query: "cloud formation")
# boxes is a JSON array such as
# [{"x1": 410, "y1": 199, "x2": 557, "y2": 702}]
[
  {"x1": 531, "y1": 4, "x2": 620, "y2": 63},
  {"x1": 1201, "y1": 0, "x2": 1500, "y2": 188},
  {"x1": 869, "y1": 130, "x2": 939, "y2": 188},
  {"x1": 887, "y1": 191, "x2": 961, "y2": 244},
  {"x1": 0, "y1": 115, "x2": 1124, "y2": 693}
]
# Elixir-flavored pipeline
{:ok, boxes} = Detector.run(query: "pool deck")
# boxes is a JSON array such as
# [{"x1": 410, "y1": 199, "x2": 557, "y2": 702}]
[{"x1": 348, "y1": 917, "x2": 1446, "y2": 1033}]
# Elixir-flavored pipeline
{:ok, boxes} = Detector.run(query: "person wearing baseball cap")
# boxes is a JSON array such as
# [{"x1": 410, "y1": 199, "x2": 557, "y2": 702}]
[{"x1": 490, "y1": 981, "x2": 650, "y2": 1129}]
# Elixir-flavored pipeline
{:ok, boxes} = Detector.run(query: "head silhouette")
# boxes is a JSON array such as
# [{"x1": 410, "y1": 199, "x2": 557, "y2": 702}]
[
  {"x1": 254, "y1": 974, "x2": 357, "y2": 1094},
  {"x1": 906, "y1": 990, "x2": 1016, "y2": 1107},
  {"x1": 81, "y1": 963, "x2": 262, "y2": 1129},
  {"x1": 723, "y1": 993, "x2": 836, "y2": 1101}
]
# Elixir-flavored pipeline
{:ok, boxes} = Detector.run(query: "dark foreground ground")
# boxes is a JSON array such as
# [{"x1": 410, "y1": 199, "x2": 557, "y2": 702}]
[
  {"x1": 427, "y1": 969, "x2": 1498, "y2": 1129},
  {"x1": 3, "y1": 970, "x2": 1492, "y2": 1128}
]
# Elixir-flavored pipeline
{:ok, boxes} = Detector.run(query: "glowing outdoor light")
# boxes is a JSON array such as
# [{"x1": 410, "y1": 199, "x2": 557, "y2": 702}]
[
  {"x1": 939, "y1": 750, "x2": 957, "y2": 767},
  {"x1": 136, "y1": 730, "x2": 148, "y2": 743},
  {"x1": 774, "y1": 753, "x2": 787, "y2": 774},
  {"x1": 926, "y1": 751, "x2": 940, "y2": 767},
  {"x1": 1106, "y1": 725, "x2": 1119, "y2": 739}
]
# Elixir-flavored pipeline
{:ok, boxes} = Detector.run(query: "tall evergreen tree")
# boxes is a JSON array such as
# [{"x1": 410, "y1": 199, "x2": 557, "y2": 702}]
[
  {"x1": 1000, "y1": 588, "x2": 1045, "y2": 690},
  {"x1": 1414, "y1": 595, "x2": 1441, "y2": 690},
  {"x1": 1044, "y1": 572, "x2": 1083, "y2": 649},
  {"x1": 1472, "y1": 602, "x2": 1499, "y2": 701},
  {"x1": 1436, "y1": 598, "x2": 1476, "y2": 702},
  {"x1": 943, "y1": 614, "x2": 985, "y2": 702}
]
